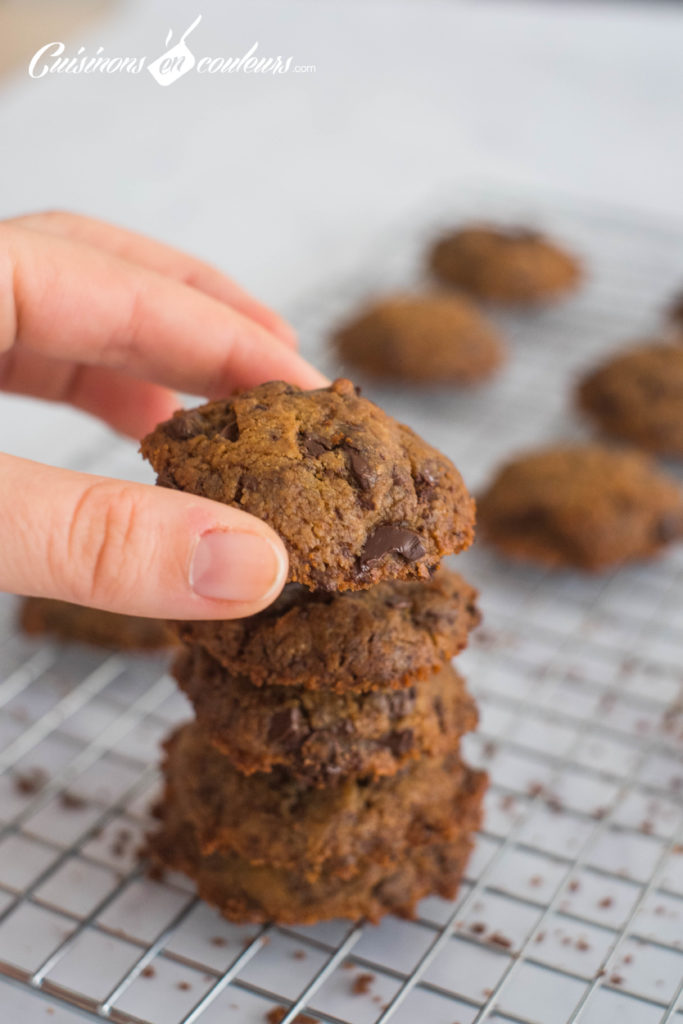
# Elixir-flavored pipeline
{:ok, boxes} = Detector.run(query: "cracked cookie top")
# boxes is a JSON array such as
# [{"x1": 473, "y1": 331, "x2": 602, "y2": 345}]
[{"x1": 140, "y1": 378, "x2": 475, "y2": 590}]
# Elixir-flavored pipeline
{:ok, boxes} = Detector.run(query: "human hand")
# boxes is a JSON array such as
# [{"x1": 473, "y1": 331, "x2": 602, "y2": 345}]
[{"x1": 0, "y1": 211, "x2": 328, "y2": 620}]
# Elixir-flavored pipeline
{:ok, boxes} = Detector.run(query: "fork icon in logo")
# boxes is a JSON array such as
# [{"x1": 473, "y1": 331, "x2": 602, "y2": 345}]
[{"x1": 147, "y1": 15, "x2": 202, "y2": 86}]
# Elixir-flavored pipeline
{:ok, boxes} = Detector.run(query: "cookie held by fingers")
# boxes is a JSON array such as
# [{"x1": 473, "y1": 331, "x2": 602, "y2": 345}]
[{"x1": 141, "y1": 378, "x2": 475, "y2": 591}]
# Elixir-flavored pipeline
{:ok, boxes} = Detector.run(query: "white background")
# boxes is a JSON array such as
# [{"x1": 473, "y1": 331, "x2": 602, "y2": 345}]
[{"x1": 0, "y1": 0, "x2": 682, "y2": 465}]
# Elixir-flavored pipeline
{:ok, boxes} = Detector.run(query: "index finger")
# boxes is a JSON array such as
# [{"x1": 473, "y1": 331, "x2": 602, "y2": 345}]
[
  {"x1": 1, "y1": 224, "x2": 328, "y2": 398},
  {"x1": 9, "y1": 210, "x2": 298, "y2": 350}
]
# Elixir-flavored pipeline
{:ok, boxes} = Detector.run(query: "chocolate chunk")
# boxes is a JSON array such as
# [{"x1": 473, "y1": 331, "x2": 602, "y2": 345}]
[
  {"x1": 303, "y1": 434, "x2": 332, "y2": 457},
  {"x1": 267, "y1": 707, "x2": 306, "y2": 749},
  {"x1": 360, "y1": 525, "x2": 426, "y2": 570},
  {"x1": 165, "y1": 412, "x2": 206, "y2": 441},
  {"x1": 345, "y1": 446, "x2": 377, "y2": 492},
  {"x1": 387, "y1": 729, "x2": 414, "y2": 757},
  {"x1": 415, "y1": 468, "x2": 438, "y2": 502}
]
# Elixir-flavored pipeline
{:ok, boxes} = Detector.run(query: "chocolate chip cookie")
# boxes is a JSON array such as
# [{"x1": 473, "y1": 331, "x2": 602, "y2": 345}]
[
  {"x1": 19, "y1": 597, "x2": 176, "y2": 652},
  {"x1": 578, "y1": 342, "x2": 683, "y2": 456},
  {"x1": 141, "y1": 379, "x2": 475, "y2": 590},
  {"x1": 177, "y1": 570, "x2": 479, "y2": 692},
  {"x1": 477, "y1": 444, "x2": 683, "y2": 570},
  {"x1": 332, "y1": 293, "x2": 506, "y2": 384},
  {"x1": 148, "y1": 764, "x2": 485, "y2": 923},
  {"x1": 173, "y1": 648, "x2": 477, "y2": 784},
  {"x1": 428, "y1": 224, "x2": 581, "y2": 305},
  {"x1": 158, "y1": 722, "x2": 477, "y2": 882}
]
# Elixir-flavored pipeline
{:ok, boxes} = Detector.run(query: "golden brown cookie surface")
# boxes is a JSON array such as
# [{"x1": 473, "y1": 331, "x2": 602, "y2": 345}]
[
  {"x1": 147, "y1": 760, "x2": 485, "y2": 924},
  {"x1": 177, "y1": 570, "x2": 479, "y2": 692},
  {"x1": 478, "y1": 444, "x2": 683, "y2": 570},
  {"x1": 578, "y1": 342, "x2": 683, "y2": 456},
  {"x1": 141, "y1": 379, "x2": 475, "y2": 591},
  {"x1": 333, "y1": 293, "x2": 506, "y2": 383},
  {"x1": 428, "y1": 224, "x2": 581, "y2": 305},
  {"x1": 173, "y1": 649, "x2": 478, "y2": 784}
]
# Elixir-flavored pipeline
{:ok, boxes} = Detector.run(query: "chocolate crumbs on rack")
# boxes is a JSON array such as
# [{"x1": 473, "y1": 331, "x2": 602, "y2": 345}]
[
  {"x1": 265, "y1": 1008, "x2": 317, "y2": 1024},
  {"x1": 60, "y1": 791, "x2": 87, "y2": 810},
  {"x1": 352, "y1": 973, "x2": 375, "y2": 995},
  {"x1": 13, "y1": 767, "x2": 47, "y2": 795}
]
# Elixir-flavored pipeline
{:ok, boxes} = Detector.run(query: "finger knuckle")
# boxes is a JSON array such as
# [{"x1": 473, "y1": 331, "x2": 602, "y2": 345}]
[{"x1": 65, "y1": 480, "x2": 149, "y2": 606}]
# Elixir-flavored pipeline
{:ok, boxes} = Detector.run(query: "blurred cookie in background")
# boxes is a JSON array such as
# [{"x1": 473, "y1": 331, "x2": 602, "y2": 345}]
[
  {"x1": 20, "y1": 597, "x2": 177, "y2": 652},
  {"x1": 477, "y1": 444, "x2": 683, "y2": 571},
  {"x1": 578, "y1": 341, "x2": 683, "y2": 456},
  {"x1": 428, "y1": 224, "x2": 581, "y2": 305},
  {"x1": 332, "y1": 292, "x2": 506, "y2": 385}
]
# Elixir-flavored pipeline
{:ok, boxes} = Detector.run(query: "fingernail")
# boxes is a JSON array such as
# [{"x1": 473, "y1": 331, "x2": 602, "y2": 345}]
[{"x1": 190, "y1": 530, "x2": 286, "y2": 603}]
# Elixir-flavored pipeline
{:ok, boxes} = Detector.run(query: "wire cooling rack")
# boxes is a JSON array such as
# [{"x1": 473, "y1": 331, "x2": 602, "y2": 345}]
[{"x1": 0, "y1": 188, "x2": 682, "y2": 1024}]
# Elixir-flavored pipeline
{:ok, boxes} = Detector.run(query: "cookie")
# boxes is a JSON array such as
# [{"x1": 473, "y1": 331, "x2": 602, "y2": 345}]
[
  {"x1": 332, "y1": 293, "x2": 506, "y2": 384},
  {"x1": 173, "y1": 648, "x2": 478, "y2": 784},
  {"x1": 428, "y1": 224, "x2": 581, "y2": 305},
  {"x1": 147, "y1": 767, "x2": 485, "y2": 924},
  {"x1": 19, "y1": 597, "x2": 176, "y2": 652},
  {"x1": 477, "y1": 444, "x2": 683, "y2": 570},
  {"x1": 177, "y1": 570, "x2": 479, "y2": 692},
  {"x1": 158, "y1": 722, "x2": 477, "y2": 881},
  {"x1": 140, "y1": 379, "x2": 475, "y2": 591},
  {"x1": 578, "y1": 342, "x2": 683, "y2": 456}
]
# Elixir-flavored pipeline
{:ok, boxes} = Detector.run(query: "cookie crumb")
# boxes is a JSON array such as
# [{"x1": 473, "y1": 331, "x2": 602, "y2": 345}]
[
  {"x1": 110, "y1": 828, "x2": 132, "y2": 858},
  {"x1": 265, "y1": 1008, "x2": 317, "y2": 1024},
  {"x1": 60, "y1": 791, "x2": 86, "y2": 810},
  {"x1": 210, "y1": 936, "x2": 227, "y2": 947},
  {"x1": 14, "y1": 767, "x2": 47, "y2": 796},
  {"x1": 352, "y1": 972, "x2": 374, "y2": 995},
  {"x1": 140, "y1": 966, "x2": 156, "y2": 979}
]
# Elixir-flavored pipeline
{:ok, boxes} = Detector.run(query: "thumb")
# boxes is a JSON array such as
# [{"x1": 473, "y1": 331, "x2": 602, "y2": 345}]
[{"x1": 0, "y1": 452, "x2": 288, "y2": 620}]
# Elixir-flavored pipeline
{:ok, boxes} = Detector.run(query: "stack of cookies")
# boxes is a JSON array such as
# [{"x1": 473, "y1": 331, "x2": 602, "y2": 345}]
[{"x1": 141, "y1": 379, "x2": 486, "y2": 923}]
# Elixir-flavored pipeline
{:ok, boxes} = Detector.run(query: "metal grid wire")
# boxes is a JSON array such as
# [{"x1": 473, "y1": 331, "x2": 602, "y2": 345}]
[{"x1": 0, "y1": 188, "x2": 682, "y2": 1024}]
